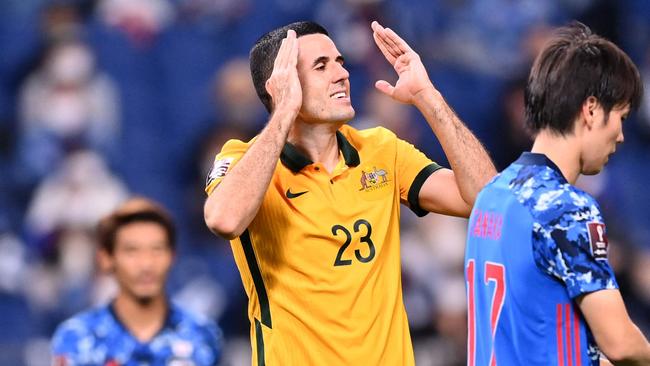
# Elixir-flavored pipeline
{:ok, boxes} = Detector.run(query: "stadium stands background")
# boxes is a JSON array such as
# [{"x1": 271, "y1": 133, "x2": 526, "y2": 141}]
[{"x1": 0, "y1": 0, "x2": 649, "y2": 364}]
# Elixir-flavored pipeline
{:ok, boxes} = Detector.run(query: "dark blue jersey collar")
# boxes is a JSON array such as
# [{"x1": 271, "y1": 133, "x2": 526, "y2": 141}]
[
  {"x1": 514, "y1": 152, "x2": 568, "y2": 183},
  {"x1": 108, "y1": 300, "x2": 178, "y2": 343}
]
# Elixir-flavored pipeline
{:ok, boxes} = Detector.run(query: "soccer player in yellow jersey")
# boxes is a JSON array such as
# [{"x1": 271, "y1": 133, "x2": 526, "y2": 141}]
[{"x1": 204, "y1": 21, "x2": 496, "y2": 365}]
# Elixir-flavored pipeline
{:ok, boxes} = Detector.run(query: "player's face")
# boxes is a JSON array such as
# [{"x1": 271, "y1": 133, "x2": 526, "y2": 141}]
[
  {"x1": 109, "y1": 222, "x2": 173, "y2": 302},
  {"x1": 580, "y1": 104, "x2": 629, "y2": 175},
  {"x1": 295, "y1": 33, "x2": 355, "y2": 124}
]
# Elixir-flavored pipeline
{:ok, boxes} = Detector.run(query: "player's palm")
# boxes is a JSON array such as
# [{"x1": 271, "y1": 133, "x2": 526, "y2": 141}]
[
  {"x1": 379, "y1": 52, "x2": 433, "y2": 104},
  {"x1": 266, "y1": 30, "x2": 302, "y2": 114},
  {"x1": 371, "y1": 21, "x2": 434, "y2": 105}
]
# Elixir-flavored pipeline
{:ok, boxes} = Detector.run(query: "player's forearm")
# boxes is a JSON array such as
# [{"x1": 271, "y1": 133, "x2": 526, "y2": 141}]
[
  {"x1": 204, "y1": 109, "x2": 295, "y2": 239},
  {"x1": 413, "y1": 88, "x2": 496, "y2": 204},
  {"x1": 603, "y1": 325, "x2": 650, "y2": 365}
]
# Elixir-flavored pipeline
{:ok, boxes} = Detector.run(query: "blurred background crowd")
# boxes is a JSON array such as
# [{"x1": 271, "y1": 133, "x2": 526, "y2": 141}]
[{"x1": 1, "y1": 0, "x2": 649, "y2": 365}]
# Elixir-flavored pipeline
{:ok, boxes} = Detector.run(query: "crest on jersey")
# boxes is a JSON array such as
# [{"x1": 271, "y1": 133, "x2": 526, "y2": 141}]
[
  {"x1": 359, "y1": 166, "x2": 390, "y2": 192},
  {"x1": 206, "y1": 157, "x2": 234, "y2": 187},
  {"x1": 587, "y1": 222, "x2": 608, "y2": 260}
]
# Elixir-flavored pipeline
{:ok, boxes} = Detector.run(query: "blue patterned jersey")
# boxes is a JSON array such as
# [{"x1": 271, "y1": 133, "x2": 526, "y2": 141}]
[
  {"x1": 51, "y1": 302, "x2": 222, "y2": 366},
  {"x1": 464, "y1": 152, "x2": 618, "y2": 366}
]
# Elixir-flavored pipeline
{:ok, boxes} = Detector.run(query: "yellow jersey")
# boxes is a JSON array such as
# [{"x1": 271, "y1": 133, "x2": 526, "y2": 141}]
[{"x1": 205, "y1": 125, "x2": 441, "y2": 365}]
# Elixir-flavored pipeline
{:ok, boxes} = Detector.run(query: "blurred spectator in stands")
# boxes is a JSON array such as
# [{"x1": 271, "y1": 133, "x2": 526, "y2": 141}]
[
  {"x1": 40, "y1": 1, "x2": 91, "y2": 43},
  {"x1": 21, "y1": 150, "x2": 127, "y2": 337},
  {"x1": 638, "y1": 45, "x2": 650, "y2": 139},
  {"x1": 176, "y1": 0, "x2": 251, "y2": 25},
  {"x1": 488, "y1": 78, "x2": 533, "y2": 170},
  {"x1": 354, "y1": 87, "x2": 423, "y2": 146},
  {"x1": 315, "y1": 0, "x2": 382, "y2": 64},
  {"x1": 0, "y1": 232, "x2": 35, "y2": 365},
  {"x1": 212, "y1": 57, "x2": 265, "y2": 134},
  {"x1": 16, "y1": 39, "x2": 120, "y2": 184},
  {"x1": 96, "y1": 0, "x2": 174, "y2": 47},
  {"x1": 628, "y1": 249, "x2": 650, "y2": 334},
  {"x1": 421, "y1": 0, "x2": 561, "y2": 78},
  {"x1": 401, "y1": 212, "x2": 468, "y2": 366},
  {"x1": 25, "y1": 150, "x2": 127, "y2": 245}
]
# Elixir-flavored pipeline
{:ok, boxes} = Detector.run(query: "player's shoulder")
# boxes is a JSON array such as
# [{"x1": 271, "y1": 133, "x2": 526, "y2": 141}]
[
  {"x1": 509, "y1": 164, "x2": 604, "y2": 248},
  {"x1": 52, "y1": 305, "x2": 112, "y2": 346},
  {"x1": 340, "y1": 124, "x2": 397, "y2": 146},
  {"x1": 534, "y1": 181, "x2": 600, "y2": 225},
  {"x1": 506, "y1": 159, "x2": 597, "y2": 217},
  {"x1": 220, "y1": 136, "x2": 257, "y2": 154}
]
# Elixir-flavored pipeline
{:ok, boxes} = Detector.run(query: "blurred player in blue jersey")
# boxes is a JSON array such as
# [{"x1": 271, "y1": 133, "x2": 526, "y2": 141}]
[
  {"x1": 465, "y1": 22, "x2": 650, "y2": 366},
  {"x1": 51, "y1": 198, "x2": 222, "y2": 366}
]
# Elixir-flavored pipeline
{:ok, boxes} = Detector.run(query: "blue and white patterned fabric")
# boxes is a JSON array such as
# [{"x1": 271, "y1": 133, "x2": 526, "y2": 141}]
[
  {"x1": 51, "y1": 301, "x2": 222, "y2": 366},
  {"x1": 464, "y1": 152, "x2": 617, "y2": 366}
]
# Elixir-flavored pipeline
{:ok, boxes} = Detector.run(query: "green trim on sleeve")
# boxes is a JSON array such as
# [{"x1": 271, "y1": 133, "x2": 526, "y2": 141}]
[{"x1": 407, "y1": 163, "x2": 443, "y2": 217}]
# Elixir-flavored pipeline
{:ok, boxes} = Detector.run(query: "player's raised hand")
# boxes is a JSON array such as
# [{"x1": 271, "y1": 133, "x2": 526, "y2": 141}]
[
  {"x1": 371, "y1": 21, "x2": 435, "y2": 104},
  {"x1": 266, "y1": 29, "x2": 302, "y2": 115}
]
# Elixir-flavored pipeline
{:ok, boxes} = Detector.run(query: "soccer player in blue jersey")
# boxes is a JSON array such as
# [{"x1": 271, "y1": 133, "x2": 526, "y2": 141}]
[
  {"x1": 51, "y1": 198, "x2": 222, "y2": 366},
  {"x1": 465, "y1": 22, "x2": 650, "y2": 366}
]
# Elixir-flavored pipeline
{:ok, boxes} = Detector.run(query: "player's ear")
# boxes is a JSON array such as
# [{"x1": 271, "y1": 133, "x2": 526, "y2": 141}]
[
  {"x1": 97, "y1": 248, "x2": 114, "y2": 273},
  {"x1": 581, "y1": 96, "x2": 599, "y2": 129},
  {"x1": 264, "y1": 82, "x2": 276, "y2": 111}
]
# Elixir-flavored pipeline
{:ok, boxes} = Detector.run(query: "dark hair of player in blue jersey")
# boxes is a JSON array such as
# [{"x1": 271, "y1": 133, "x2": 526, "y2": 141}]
[
  {"x1": 524, "y1": 21, "x2": 643, "y2": 135},
  {"x1": 249, "y1": 21, "x2": 329, "y2": 113},
  {"x1": 97, "y1": 198, "x2": 176, "y2": 254}
]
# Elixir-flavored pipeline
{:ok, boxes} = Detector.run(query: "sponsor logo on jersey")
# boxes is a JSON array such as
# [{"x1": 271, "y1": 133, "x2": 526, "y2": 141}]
[
  {"x1": 359, "y1": 166, "x2": 390, "y2": 192},
  {"x1": 206, "y1": 158, "x2": 234, "y2": 187},
  {"x1": 286, "y1": 188, "x2": 308, "y2": 199},
  {"x1": 587, "y1": 222, "x2": 608, "y2": 260}
]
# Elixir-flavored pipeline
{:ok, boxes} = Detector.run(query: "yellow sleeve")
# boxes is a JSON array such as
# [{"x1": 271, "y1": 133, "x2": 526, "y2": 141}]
[
  {"x1": 395, "y1": 136, "x2": 443, "y2": 217},
  {"x1": 204, "y1": 139, "x2": 250, "y2": 195}
]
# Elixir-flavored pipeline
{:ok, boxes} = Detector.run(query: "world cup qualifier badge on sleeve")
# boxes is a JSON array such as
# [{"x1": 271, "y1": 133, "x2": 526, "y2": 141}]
[
  {"x1": 587, "y1": 222, "x2": 609, "y2": 260},
  {"x1": 206, "y1": 158, "x2": 234, "y2": 187}
]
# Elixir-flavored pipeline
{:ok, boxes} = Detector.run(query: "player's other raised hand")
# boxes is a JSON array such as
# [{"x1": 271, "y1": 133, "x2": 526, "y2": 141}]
[
  {"x1": 371, "y1": 21, "x2": 436, "y2": 105},
  {"x1": 265, "y1": 29, "x2": 303, "y2": 115}
]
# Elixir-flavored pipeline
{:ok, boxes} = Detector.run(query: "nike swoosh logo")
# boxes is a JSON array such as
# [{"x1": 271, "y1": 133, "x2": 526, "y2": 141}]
[{"x1": 286, "y1": 188, "x2": 308, "y2": 199}]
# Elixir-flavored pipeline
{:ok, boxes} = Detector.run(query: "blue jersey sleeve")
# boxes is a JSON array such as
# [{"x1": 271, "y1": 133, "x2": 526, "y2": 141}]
[{"x1": 532, "y1": 189, "x2": 618, "y2": 298}]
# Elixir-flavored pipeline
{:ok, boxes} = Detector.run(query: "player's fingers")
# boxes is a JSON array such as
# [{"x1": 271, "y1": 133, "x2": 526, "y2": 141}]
[
  {"x1": 371, "y1": 21, "x2": 401, "y2": 59},
  {"x1": 384, "y1": 26, "x2": 414, "y2": 54},
  {"x1": 286, "y1": 30, "x2": 299, "y2": 68},
  {"x1": 373, "y1": 30, "x2": 396, "y2": 65},
  {"x1": 274, "y1": 37, "x2": 289, "y2": 69},
  {"x1": 381, "y1": 27, "x2": 407, "y2": 56},
  {"x1": 280, "y1": 31, "x2": 297, "y2": 68},
  {"x1": 374, "y1": 80, "x2": 395, "y2": 97}
]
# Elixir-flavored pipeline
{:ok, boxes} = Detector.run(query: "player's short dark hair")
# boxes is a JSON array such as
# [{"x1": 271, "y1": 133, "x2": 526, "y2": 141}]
[
  {"x1": 524, "y1": 21, "x2": 643, "y2": 135},
  {"x1": 250, "y1": 21, "x2": 329, "y2": 112},
  {"x1": 97, "y1": 197, "x2": 176, "y2": 254}
]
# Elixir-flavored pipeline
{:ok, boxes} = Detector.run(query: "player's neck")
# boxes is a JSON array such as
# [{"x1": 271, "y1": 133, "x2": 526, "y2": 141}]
[
  {"x1": 288, "y1": 120, "x2": 343, "y2": 173},
  {"x1": 531, "y1": 129, "x2": 581, "y2": 184},
  {"x1": 113, "y1": 291, "x2": 168, "y2": 342}
]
